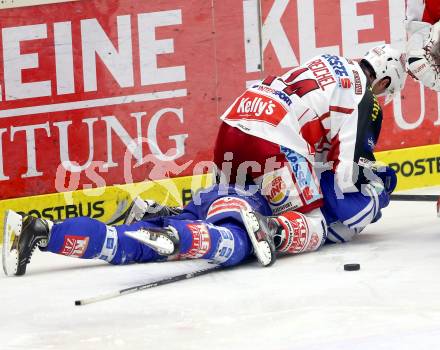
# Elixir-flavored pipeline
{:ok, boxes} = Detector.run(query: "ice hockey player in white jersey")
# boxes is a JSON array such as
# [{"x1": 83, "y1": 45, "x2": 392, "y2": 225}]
[
  {"x1": 405, "y1": 0, "x2": 440, "y2": 91},
  {"x1": 215, "y1": 44, "x2": 405, "y2": 249}
]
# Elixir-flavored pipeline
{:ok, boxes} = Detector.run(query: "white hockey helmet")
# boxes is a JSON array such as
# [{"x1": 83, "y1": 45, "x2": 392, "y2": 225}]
[
  {"x1": 363, "y1": 44, "x2": 407, "y2": 104},
  {"x1": 406, "y1": 21, "x2": 440, "y2": 92}
]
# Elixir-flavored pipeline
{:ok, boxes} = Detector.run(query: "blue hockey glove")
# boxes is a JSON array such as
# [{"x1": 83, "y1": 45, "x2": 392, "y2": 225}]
[{"x1": 374, "y1": 165, "x2": 397, "y2": 195}]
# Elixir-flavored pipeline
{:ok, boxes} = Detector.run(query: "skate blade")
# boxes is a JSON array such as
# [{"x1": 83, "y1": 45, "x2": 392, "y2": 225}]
[
  {"x1": 2, "y1": 210, "x2": 23, "y2": 276},
  {"x1": 240, "y1": 210, "x2": 274, "y2": 267},
  {"x1": 125, "y1": 229, "x2": 175, "y2": 255}
]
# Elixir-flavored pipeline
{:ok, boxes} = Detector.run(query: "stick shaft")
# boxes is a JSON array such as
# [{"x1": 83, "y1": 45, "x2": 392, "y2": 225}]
[
  {"x1": 75, "y1": 264, "x2": 221, "y2": 306},
  {"x1": 390, "y1": 194, "x2": 439, "y2": 202}
]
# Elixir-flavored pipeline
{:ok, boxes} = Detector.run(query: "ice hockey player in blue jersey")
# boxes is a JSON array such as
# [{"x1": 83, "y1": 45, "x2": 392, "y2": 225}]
[
  {"x1": 3, "y1": 183, "x2": 279, "y2": 276},
  {"x1": 2, "y1": 165, "x2": 396, "y2": 276}
]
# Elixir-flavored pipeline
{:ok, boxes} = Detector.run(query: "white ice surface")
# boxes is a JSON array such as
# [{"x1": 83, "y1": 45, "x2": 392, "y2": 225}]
[{"x1": 1, "y1": 188, "x2": 440, "y2": 350}]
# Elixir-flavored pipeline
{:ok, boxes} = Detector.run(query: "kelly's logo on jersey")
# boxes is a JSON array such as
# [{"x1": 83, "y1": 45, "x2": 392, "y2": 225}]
[
  {"x1": 225, "y1": 90, "x2": 288, "y2": 126},
  {"x1": 238, "y1": 96, "x2": 275, "y2": 117}
]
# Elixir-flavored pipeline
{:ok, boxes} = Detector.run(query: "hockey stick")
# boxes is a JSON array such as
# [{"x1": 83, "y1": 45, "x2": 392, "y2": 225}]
[
  {"x1": 74, "y1": 263, "x2": 222, "y2": 306},
  {"x1": 390, "y1": 194, "x2": 439, "y2": 202}
]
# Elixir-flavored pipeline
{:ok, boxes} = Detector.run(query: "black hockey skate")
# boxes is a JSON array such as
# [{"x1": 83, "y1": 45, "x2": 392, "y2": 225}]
[
  {"x1": 2, "y1": 210, "x2": 52, "y2": 276},
  {"x1": 125, "y1": 226, "x2": 180, "y2": 256},
  {"x1": 123, "y1": 197, "x2": 183, "y2": 225},
  {"x1": 240, "y1": 210, "x2": 280, "y2": 267}
]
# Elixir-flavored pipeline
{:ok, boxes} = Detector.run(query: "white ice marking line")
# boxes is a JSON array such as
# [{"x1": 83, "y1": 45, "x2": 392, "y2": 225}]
[{"x1": 0, "y1": 89, "x2": 187, "y2": 118}]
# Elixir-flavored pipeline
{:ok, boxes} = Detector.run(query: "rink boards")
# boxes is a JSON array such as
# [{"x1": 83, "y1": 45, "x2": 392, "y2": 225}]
[
  {"x1": 1, "y1": 143, "x2": 440, "y2": 244},
  {"x1": 0, "y1": 0, "x2": 439, "y2": 243},
  {"x1": 0, "y1": 174, "x2": 213, "y2": 244},
  {"x1": 376, "y1": 144, "x2": 440, "y2": 191}
]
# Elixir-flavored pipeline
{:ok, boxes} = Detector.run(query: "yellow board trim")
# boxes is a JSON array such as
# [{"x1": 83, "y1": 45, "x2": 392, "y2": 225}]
[
  {"x1": 376, "y1": 144, "x2": 440, "y2": 191},
  {"x1": 0, "y1": 174, "x2": 213, "y2": 244}
]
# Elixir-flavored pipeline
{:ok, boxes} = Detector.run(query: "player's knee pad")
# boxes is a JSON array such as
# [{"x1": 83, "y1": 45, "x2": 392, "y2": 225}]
[
  {"x1": 205, "y1": 196, "x2": 253, "y2": 225},
  {"x1": 213, "y1": 222, "x2": 252, "y2": 266},
  {"x1": 274, "y1": 209, "x2": 326, "y2": 254}
]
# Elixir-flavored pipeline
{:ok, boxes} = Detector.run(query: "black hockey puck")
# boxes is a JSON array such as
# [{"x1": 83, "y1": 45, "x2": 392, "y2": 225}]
[
  {"x1": 344, "y1": 263, "x2": 360, "y2": 271},
  {"x1": 74, "y1": 300, "x2": 81, "y2": 306}
]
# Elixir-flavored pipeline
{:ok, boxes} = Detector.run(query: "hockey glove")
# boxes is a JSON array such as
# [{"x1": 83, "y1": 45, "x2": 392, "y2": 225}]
[
  {"x1": 367, "y1": 165, "x2": 396, "y2": 211},
  {"x1": 373, "y1": 165, "x2": 397, "y2": 195}
]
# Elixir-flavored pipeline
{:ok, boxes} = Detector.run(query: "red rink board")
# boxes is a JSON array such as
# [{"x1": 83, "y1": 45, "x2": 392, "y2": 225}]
[
  {"x1": 0, "y1": 0, "x2": 438, "y2": 200},
  {"x1": 0, "y1": 0, "x2": 218, "y2": 199}
]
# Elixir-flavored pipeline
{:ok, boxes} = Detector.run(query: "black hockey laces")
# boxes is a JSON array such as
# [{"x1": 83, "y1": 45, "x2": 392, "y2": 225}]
[{"x1": 424, "y1": 41, "x2": 440, "y2": 75}]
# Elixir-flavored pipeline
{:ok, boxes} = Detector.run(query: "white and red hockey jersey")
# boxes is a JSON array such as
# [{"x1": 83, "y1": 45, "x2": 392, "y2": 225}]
[
  {"x1": 219, "y1": 54, "x2": 381, "y2": 194},
  {"x1": 406, "y1": 0, "x2": 440, "y2": 24},
  {"x1": 405, "y1": 0, "x2": 440, "y2": 91}
]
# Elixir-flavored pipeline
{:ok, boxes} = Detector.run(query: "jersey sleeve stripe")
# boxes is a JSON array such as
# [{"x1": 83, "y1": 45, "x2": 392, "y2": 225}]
[
  {"x1": 346, "y1": 204, "x2": 376, "y2": 228},
  {"x1": 329, "y1": 106, "x2": 355, "y2": 114},
  {"x1": 343, "y1": 199, "x2": 374, "y2": 227},
  {"x1": 365, "y1": 185, "x2": 379, "y2": 217}
]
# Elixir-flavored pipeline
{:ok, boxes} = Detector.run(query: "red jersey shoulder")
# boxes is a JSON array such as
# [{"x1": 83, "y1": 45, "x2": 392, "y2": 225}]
[{"x1": 423, "y1": 0, "x2": 440, "y2": 24}]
